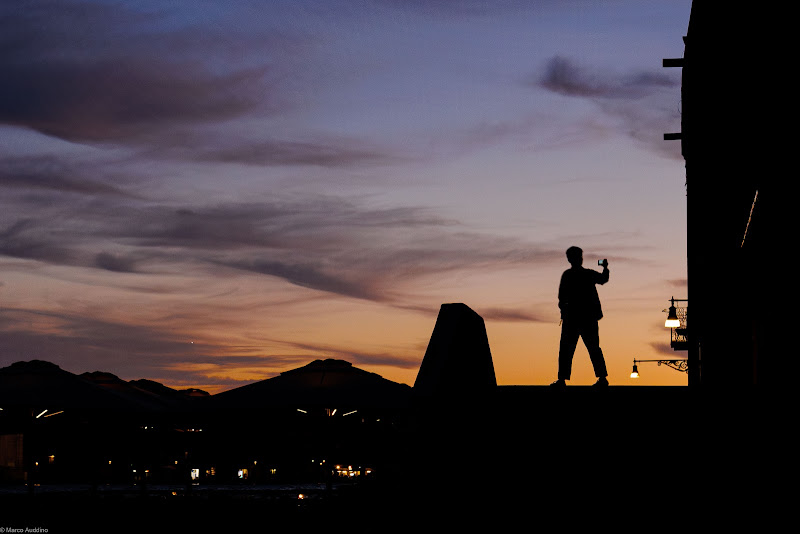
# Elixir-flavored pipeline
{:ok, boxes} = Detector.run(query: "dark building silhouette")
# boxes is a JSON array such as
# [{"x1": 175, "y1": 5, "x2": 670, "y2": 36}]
[
  {"x1": 0, "y1": 360, "x2": 208, "y2": 485},
  {"x1": 669, "y1": 3, "x2": 787, "y2": 387},
  {"x1": 413, "y1": 303, "x2": 497, "y2": 397},
  {"x1": 0, "y1": 358, "x2": 412, "y2": 488},
  {"x1": 0, "y1": 307, "x2": 786, "y2": 529},
  {"x1": 204, "y1": 358, "x2": 412, "y2": 487},
  {"x1": 211, "y1": 358, "x2": 411, "y2": 411}
]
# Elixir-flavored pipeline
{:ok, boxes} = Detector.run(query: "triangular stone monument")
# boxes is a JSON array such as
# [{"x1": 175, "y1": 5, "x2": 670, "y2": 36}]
[{"x1": 413, "y1": 303, "x2": 497, "y2": 397}]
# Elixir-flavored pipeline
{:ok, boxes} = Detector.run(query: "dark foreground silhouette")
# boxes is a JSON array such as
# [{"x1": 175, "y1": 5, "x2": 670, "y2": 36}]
[
  {"x1": 552, "y1": 246, "x2": 609, "y2": 387},
  {"x1": 0, "y1": 304, "x2": 791, "y2": 532}
]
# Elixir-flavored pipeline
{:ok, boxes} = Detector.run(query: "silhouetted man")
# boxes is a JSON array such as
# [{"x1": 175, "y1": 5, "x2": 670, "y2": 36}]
[{"x1": 551, "y1": 246, "x2": 609, "y2": 387}]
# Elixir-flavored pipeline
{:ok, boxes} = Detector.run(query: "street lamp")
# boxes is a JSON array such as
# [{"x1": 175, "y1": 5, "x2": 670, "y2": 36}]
[
  {"x1": 663, "y1": 297, "x2": 688, "y2": 350},
  {"x1": 630, "y1": 362, "x2": 640, "y2": 378},
  {"x1": 629, "y1": 358, "x2": 689, "y2": 378},
  {"x1": 665, "y1": 298, "x2": 680, "y2": 328}
]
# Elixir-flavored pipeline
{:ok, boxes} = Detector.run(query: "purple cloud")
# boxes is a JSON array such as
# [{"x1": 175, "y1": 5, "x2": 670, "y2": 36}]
[
  {"x1": 539, "y1": 55, "x2": 678, "y2": 99},
  {"x1": 536, "y1": 55, "x2": 682, "y2": 159}
]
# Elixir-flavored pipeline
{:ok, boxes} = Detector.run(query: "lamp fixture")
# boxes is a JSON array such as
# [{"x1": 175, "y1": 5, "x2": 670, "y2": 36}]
[
  {"x1": 665, "y1": 297, "x2": 680, "y2": 328},
  {"x1": 630, "y1": 358, "x2": 689, "y2": 378}
]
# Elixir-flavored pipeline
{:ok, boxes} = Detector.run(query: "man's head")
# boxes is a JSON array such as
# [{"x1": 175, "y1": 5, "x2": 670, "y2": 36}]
[{"x1": 566, "y1": 246, "x2": 583, "y2": 267}]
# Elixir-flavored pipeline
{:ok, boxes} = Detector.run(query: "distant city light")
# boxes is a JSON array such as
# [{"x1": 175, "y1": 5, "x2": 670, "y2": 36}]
[{"x1": 333, "y1": 464, "x2": 372, "y2": 478}]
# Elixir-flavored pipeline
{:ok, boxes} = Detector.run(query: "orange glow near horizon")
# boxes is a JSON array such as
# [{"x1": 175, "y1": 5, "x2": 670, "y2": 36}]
[
  {"x1": 1, "y1": 254, "x2": 687, "y2": 394},
  {"x1": 0, "y1": 1, "x2": 692, "y2": 394}
]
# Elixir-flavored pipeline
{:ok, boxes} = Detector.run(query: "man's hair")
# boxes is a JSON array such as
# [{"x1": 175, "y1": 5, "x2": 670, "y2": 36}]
[{"x1": 566, "y1": 246, "x2": 582, "y2": 262}]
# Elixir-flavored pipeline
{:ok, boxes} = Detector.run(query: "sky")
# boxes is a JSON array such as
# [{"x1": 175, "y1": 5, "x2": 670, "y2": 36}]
[{"x1": 0, "y1": 0, "x2": 692, "y2": 392}]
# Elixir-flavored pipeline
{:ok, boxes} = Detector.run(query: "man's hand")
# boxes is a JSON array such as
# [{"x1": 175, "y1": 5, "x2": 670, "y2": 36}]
[{"x1": 600, "y1": 259, "x2": 609, "y2": 268}]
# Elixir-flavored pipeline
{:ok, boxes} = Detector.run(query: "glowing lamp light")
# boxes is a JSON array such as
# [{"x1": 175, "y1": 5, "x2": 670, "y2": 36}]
[
  {"x1": 665, "y1": 306, "x2": 680, "y2": 328},
  {"x1": 630, "y1": 362, "x2": 639, "y2": 379},
  {"x1": 665, "y1": 298, "x2": 680, "y2": 328}
]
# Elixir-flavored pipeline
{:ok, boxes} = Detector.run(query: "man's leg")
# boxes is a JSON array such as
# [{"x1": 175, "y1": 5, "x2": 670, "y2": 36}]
[
  {"x1": 581, "y1": 320, "x2": 608, "y2": 378},
  {"x1": 558, "y1": 321, "x2": 580, "y2": 380}
]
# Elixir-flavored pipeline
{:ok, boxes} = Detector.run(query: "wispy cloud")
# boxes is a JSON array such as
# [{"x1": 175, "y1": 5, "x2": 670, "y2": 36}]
[
  {"x1": 536, "y1": 55, "x2": 682, "y2": 159},
  {"x1": 93, "y1": 252, "x2": 142, "y2": 273},
  {"x1": 2, "y1": 173, "x2": 564, "y2": 303},
  {"x1": 0, "y1": 305, "x2": 294, "y2": 387},
  {"x1": 189, "y1": 136, "x2": 397, "y2": 168},
  {"x1": 0, "y1": 156, "x2": 141, "y2": 198},
  {"x1": 0, "y1": 3, "x2": 270, "y2": 142},
  {"x1": 0, "y1": 1, "x2": 394, "y2": 169},
  {"x1": 479, "y1": 307, "x2": 551, "y2": 323},
  {"x1": 378, "y1": 0, "x2": 537, "y2": 17},
  {"x1": 539, "y1": 55, "x2": 677, "y2": 99},
  {"x1": 0, "y1": 304, "x2": 419, "y2": 391},
  {"x1": 276, "y1": 339, "x2": 420, "y2": 370},
  {"x1": 0, "y1": 219, "x2": 77, "y2": 265},
  {"x1": 0, "y1": 306, "x2": 203, "y2": 375}
]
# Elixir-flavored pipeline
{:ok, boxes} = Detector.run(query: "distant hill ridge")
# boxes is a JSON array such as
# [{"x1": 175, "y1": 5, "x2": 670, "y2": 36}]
[
  {"x1": 0, "y1": 358, "x2": 411, "y2": 414},
  {"x1": 0, "y1": 360, "x2": 209, "y2": 405}
]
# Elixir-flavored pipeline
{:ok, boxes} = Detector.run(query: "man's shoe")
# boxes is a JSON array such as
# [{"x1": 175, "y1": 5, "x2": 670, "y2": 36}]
[
  {"x1": 550, "y1": 379, "x2": 566, "y2": 388},
  {"x1": 592, "y1": 377, "x2": 609, "y2": 387}
]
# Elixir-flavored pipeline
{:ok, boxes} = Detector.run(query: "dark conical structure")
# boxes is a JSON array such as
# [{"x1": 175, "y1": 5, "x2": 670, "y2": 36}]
[
  {"x1": 413, "y1": 303, "x2": 496, "y2": 397},
  {"x1": 210, "y1": 358, "x2": 412, "y2": 411}
]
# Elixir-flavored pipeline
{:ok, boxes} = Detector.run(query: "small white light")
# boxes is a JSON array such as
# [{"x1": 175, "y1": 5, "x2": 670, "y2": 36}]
[{"x1": 665, "y1": 301, "x2": 680, "y2": 328}]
